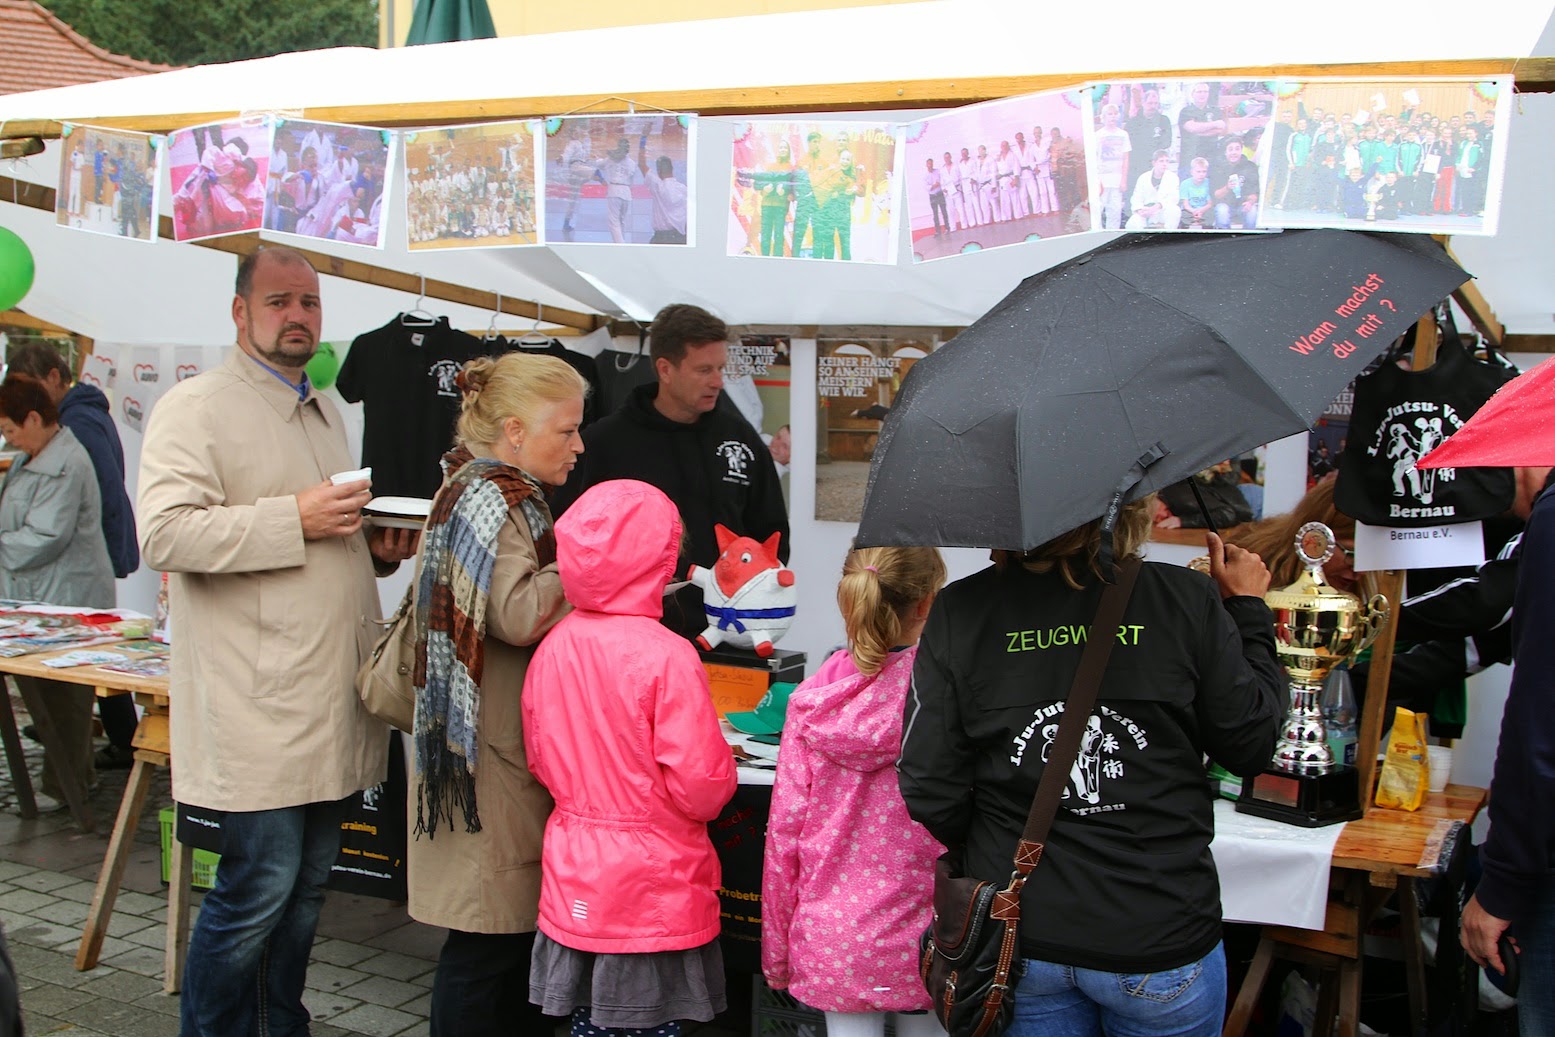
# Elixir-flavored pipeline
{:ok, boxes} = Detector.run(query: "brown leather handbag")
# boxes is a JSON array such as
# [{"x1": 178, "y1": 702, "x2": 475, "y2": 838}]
[
  {"x1": 355, "y1": 584, "x2": 417, "y2": 733},
  {"x1": 918, "y1": 557, "x2": 1141, "y2": 1037}
]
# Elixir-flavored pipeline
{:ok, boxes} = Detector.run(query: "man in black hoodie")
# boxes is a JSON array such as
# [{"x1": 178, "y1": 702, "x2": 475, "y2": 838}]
[
  {"x1": 552, "y1": 304, "x2": 788, "y2": 639},
  {"x1": 7, "y1": 343, "x2": 139, "y2": 766}
]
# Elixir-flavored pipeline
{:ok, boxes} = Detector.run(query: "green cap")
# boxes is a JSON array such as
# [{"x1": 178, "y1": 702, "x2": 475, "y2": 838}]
[{"x1": 725, "y1": 682, "x2": 797, "y2": 736}]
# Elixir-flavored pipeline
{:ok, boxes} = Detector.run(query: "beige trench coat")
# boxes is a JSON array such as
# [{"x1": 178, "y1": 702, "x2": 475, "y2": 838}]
[
  {"x1": 406, "y1": 498, "x2": 568, "y2": 934},
  {"x1": 138, "y1": 349, "x2": 388, "y2": 812}
]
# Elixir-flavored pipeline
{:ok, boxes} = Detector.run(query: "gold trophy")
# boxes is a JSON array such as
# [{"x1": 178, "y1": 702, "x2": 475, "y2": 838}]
[{"x1": 1236, "y1": 522, "x2": 1389, "y2": 827}]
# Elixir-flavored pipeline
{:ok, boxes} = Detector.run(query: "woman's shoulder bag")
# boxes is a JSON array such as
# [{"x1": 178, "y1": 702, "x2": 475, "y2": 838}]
[{"x1": 355, "y1": 583, "x2": 416, "y2": 733}]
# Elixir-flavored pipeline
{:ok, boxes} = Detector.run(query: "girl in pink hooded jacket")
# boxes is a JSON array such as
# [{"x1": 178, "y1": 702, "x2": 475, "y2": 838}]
[
  {"x1": 762, "y1": 545, "x2": 949, "y2": 1037},
  {"x1": 523, "y1": 479, "x2": 737, "y2": 1037}
]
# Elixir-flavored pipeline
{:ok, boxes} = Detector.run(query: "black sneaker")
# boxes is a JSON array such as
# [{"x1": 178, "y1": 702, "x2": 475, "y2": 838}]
[
  {"x1": 94, "y1": 744, "x2": 134, "y2": 770},
  {"x1": 22, "y1": 724, "x2": 39, "y2": 743}
]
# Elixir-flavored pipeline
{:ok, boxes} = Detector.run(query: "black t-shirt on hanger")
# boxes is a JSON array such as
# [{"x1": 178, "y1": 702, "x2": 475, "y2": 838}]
[
  {"x1": 336, "y1": 315, "x2": 488, "y2": 499},
  {"x1": 490, "y1": 337, "x2": 605, "y2": 427}
]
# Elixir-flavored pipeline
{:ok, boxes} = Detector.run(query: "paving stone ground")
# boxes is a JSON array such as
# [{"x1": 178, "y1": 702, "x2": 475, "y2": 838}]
[{"x1": 2, "y1": 686, "x2": 749, "y2": 1036}]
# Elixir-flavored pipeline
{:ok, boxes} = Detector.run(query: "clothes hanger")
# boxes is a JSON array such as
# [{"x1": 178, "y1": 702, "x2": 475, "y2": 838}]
[
  {"x1": 483, "y1": 292, "x2": 506, "y2": 345},
  {"x1": 514, "y1": 303, "x2": 553, "y2": 349},
  {"x1": 400, "y1": 273, "x2": 437, "y2": 328}
]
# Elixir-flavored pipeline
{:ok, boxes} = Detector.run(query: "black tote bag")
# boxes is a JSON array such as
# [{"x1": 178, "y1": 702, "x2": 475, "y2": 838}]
[{"x1": 1335, "y1": 315, "x2": 1515, "y2": 526}]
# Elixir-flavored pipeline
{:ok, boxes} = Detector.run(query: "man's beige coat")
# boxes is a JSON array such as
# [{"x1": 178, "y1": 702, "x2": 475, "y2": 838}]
[{"x1": 138, "y1": 349, "x2": 387, "y2": 811}]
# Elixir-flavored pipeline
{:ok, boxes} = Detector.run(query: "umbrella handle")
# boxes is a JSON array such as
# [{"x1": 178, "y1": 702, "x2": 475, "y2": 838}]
[{"x1": 1187, "y1": 478, "x2": 1220, "y2": 539}]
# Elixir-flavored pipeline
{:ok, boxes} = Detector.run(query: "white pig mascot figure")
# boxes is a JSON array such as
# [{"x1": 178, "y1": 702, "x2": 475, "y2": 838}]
[{"x1": 688, "y1": 525, "x2": 796, "y2": 657}]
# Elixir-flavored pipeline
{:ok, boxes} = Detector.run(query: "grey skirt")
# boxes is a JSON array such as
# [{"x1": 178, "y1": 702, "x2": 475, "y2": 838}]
[{"x1": 529, "y1": 931, "x2": 727, "y2": 1029}]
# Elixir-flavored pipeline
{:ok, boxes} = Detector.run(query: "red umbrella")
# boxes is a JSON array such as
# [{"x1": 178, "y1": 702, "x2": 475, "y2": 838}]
[{"x1": 1416, "y1": 355, "x2": 1555, "y2": 469}]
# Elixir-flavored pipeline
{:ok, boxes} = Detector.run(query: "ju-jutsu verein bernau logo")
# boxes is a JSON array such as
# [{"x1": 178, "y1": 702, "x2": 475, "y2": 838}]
[
  {"x1": 715, "y1": 440, "x2": 756, "y2": 486},
  {"x1": 688, "y1": 524, "x2": 796, "y2": 658},
  {"x1": 1364, "y1": 401, "x2": 1463, "y2": 519}
]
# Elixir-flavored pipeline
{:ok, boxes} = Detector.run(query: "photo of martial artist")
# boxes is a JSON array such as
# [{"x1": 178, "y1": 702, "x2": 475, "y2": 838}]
[
  {"x1": 543, "y1": 114, "x2": 694, "y2": 245},
  {"x1": 265, "y1": 119, "x2": 394, "y2": 249},
  {"x1": 403, "y1": 120, "x2": 540, "y2": 250},
  {"x1": 814, "y1": 333, "x2": 939, "y2": 522},
  {"x1": 728, "y1": 121, "x2": 901, "y2": 264},
  {"x1": 1261, "y1": 78, "x2": 1511, "y2": 237},
  {"x1": 903, "y1": 88, "x2": 1089, "y2": 262},
  {"x1": 1086, "y1": 80, "x2": 1276, "y2": 232},
  {"x1": 56, "y1": 124, "x2": 160, "y2": 243},
  {"x1": 166, "y1": 119, "x2": 271, "y2": 242}
]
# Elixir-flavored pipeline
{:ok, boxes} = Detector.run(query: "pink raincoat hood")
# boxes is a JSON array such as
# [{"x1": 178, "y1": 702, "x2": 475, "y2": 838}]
[
  {"x1": 554, "y1": 479, "x2": 680, "y2": 619},
  {"x1": 789, "y1": 648, "x2": 914, "y2": 774}
]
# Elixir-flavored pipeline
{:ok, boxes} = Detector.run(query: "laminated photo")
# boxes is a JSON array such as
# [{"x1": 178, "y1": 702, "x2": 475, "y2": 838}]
[
  {"x1": 267, "y1": 119, "x2": 395, "y2": 249},
  {"x1": 56, "y1": 125, "x2": 161, "y2": 243},
  {"x1": 903, "y1": 89, "x2": 1089, "y2": 262},
  {"x1": 1085, "y1": 80, "x2": 1276, "y2": 232},
  {"x1": 1260, "y1": 78, "x2": 1512, "y2": 237},
  {"x1": 544, "y1": 114, "x2": 695, "y2": 245},
  {"x1": 403, "y1": 120, "x2": 540, "y2": 250},
  {"x1": 728, "y1": 121, "x2": 901, "y2": 263},
  {"x1": 166, "y1": 119, "x2": 272, "y2": 242}
]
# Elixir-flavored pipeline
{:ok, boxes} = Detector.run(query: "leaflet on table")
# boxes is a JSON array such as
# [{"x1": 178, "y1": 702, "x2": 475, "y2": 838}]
[
  {"x1": 39, "y1": 650, "x2": 132, "y2": 669},
  {"x1": 0, "y1": 634, "x2": 122, "y2": 658},
  {"x1": 96, "y1": 657, "x2": 171, "y2": 679}
]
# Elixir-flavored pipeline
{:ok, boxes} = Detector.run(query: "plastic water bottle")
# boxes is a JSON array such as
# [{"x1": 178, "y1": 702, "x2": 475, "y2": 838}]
[{"x1": 1322, "y1": 665, "x2": 1359, "y2": 767}]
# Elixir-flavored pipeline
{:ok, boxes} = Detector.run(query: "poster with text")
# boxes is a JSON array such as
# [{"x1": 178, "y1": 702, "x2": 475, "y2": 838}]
[
  {"x1": 543, "y1": 114, "x2": 695, "y2": 245},
  {"x1": 904, "y1": 89, "x2": 1089, "y2": 262},
  {"x1": 729, "y1": 335, "x2": 794, "y2": 509},
  {"x1": 165, "y1": 119, "x2": 272, "y2": 242},
  {"x1": 1260, "y1": 78, "x2": 1512, "y2": 237},
  {"x1": 267, "y1": 119, "x2": 395, "y2": 249},
  {"x1": 728, "y1": 121, "x2": 901, "y2": 263},
  {"x1": 1085, "y1": 80, "x2": 1276, "y2": 232},
  {"x1": 403, "y1": 120, "x2": 540, "y2": 250},
  {"x1": 815, "y1": 332, "x2": 939, "y2": 523},
  {"x1": 56, "y1": 125, "x2": 161, "y2": 243}
]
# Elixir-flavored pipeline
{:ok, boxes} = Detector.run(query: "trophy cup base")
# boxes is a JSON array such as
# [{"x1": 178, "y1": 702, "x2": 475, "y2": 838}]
[{"x1": 1234, "y1": 764, "x2": 1364, "y2": 828}]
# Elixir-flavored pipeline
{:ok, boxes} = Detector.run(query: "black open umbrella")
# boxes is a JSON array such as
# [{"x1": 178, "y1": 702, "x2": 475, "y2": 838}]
[{"x1": 856, "y1": 230, "x2": 1469, "y2": 552}]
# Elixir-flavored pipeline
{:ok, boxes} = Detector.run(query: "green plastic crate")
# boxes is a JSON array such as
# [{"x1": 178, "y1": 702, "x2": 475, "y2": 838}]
[{"x1": 158, "y1": 807, "x2": 220, "y2": 891}]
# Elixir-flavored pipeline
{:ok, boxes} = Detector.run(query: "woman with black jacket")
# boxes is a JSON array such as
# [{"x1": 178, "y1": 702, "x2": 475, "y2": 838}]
[{"x1": 898, "y1": 496, "x2": 1286, "y2": 1037}]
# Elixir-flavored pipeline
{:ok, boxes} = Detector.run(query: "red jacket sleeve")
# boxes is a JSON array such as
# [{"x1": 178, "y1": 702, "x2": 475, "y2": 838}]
[{"x1": 652, "y1": 641, "x2": 737, "y2": 822}]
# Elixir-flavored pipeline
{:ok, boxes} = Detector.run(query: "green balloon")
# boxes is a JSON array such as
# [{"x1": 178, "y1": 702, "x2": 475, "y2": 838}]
[
  {"x1": 0, "y1": 227, "x2": 35, "y2": 312},
  {"x1": 306, "y1": 341, "x2": 340, "y2": 390}
]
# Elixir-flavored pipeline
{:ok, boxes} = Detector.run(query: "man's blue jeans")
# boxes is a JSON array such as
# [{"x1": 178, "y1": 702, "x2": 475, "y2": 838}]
[
  {"x1": 179, "y1": 798, "x2": 348, "y2": 1037},
  {"x1": 1519, "y1": 872, "x2": 1555, "y2": 1037},
  {"x1": 1006, "y1": 942, "x2": 1226, "y2": 1037}
]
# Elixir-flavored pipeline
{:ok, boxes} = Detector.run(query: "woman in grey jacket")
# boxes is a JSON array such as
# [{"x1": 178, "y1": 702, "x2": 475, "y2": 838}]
[{"x1": 0, "y1": 374, "x2": 114, "y2": 813}]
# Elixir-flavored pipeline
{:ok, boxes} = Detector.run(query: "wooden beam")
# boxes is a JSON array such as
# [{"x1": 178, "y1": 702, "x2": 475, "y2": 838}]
[
  {"x1": 0, "y1": 56, "x2": 1548, "y2": 139},
  {"x1": 1503, "y1": 334, "x2": 1555, "y2": 353},
  {"x1": 0, "y1": 175, "x2": 604, "y2": 332},
  {"x1": 0, "y1": 308, "x2": 78, "y2": 336}
]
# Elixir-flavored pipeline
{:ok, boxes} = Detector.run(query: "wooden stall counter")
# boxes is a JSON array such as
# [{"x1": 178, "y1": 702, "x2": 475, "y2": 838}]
[{"x1": 1225, "y1": 785, "x2": 1486, "y2": 1037}]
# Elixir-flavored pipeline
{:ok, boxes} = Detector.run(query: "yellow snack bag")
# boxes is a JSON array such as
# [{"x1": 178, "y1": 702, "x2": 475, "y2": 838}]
[{"x1": 1375, "y1": 707, "x2": 1430, "y2": 811}]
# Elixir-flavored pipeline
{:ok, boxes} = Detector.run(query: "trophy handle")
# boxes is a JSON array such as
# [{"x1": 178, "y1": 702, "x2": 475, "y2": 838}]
[{"x1": 1354, "y1": 594, "x2": 1391, "y2": 655}]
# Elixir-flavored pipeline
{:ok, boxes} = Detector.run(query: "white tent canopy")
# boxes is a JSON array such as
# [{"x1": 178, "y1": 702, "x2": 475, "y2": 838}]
[
  {"x1": 0, "y1": 0, "x2": 1549, "y2": 121},
  {"x1": 2, "y1": 0, "x2": 1554, "y2": 333}
]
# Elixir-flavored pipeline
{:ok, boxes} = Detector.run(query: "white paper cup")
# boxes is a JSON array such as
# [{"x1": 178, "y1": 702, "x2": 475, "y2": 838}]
[
  {"x1": 1427, "y1": 745, "x2": 1453, "y2": 793},
  {"x1": 330, "y1": 467, "x2": 372, "y2": 487}
]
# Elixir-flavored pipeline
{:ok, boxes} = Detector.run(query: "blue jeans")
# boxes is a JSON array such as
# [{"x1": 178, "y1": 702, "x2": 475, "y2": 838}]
[
  {"x1": 1519, "y1": 872, "x2": 1555, "y2": 1037},
  {"x1": 179, "y1": 798, "x2": 348, "y2": 1037},
  {"x1": 1007, "y1": 942, "x2": 1226, "y2": 1037},
  {"x1": 1214, "y1": 202, "x2": 1259, "y2": 229}
]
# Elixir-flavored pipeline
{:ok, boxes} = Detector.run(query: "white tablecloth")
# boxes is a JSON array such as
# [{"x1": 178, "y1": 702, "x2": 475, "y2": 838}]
[{"x1": 1210, "y1": 799, "x2": 1346, "y2": 931}]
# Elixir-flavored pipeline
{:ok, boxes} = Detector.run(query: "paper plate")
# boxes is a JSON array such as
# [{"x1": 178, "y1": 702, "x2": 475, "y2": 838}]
[{"x1": 364, "y1": 496, "x2": 433, "y2": 529}]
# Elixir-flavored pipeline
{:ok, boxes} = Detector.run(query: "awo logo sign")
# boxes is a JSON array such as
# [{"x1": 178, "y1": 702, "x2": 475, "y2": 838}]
[
  {"x1": 121, "y1": 395, "x2": 145, "y2": 432},
  {"x1": 176, "y1": 364, "x2": 200, "y2": 382},
  {"x1": 133, "y1": 363, "x2": 160, "y2": 384}
]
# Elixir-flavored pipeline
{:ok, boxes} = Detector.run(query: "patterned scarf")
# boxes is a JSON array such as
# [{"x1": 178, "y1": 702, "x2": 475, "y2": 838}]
[{"x1": 413, "y1": 446, "x2": 556, "y2": 836}]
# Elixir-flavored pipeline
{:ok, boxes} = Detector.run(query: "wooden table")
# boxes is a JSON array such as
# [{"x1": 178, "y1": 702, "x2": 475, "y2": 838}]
[
  {"x1": 1223, "y1": 784, "x2": 1487, "y2": 1037},
  {"x1": 0, "y1": 641, "x2": 184, "y2": 991}
]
